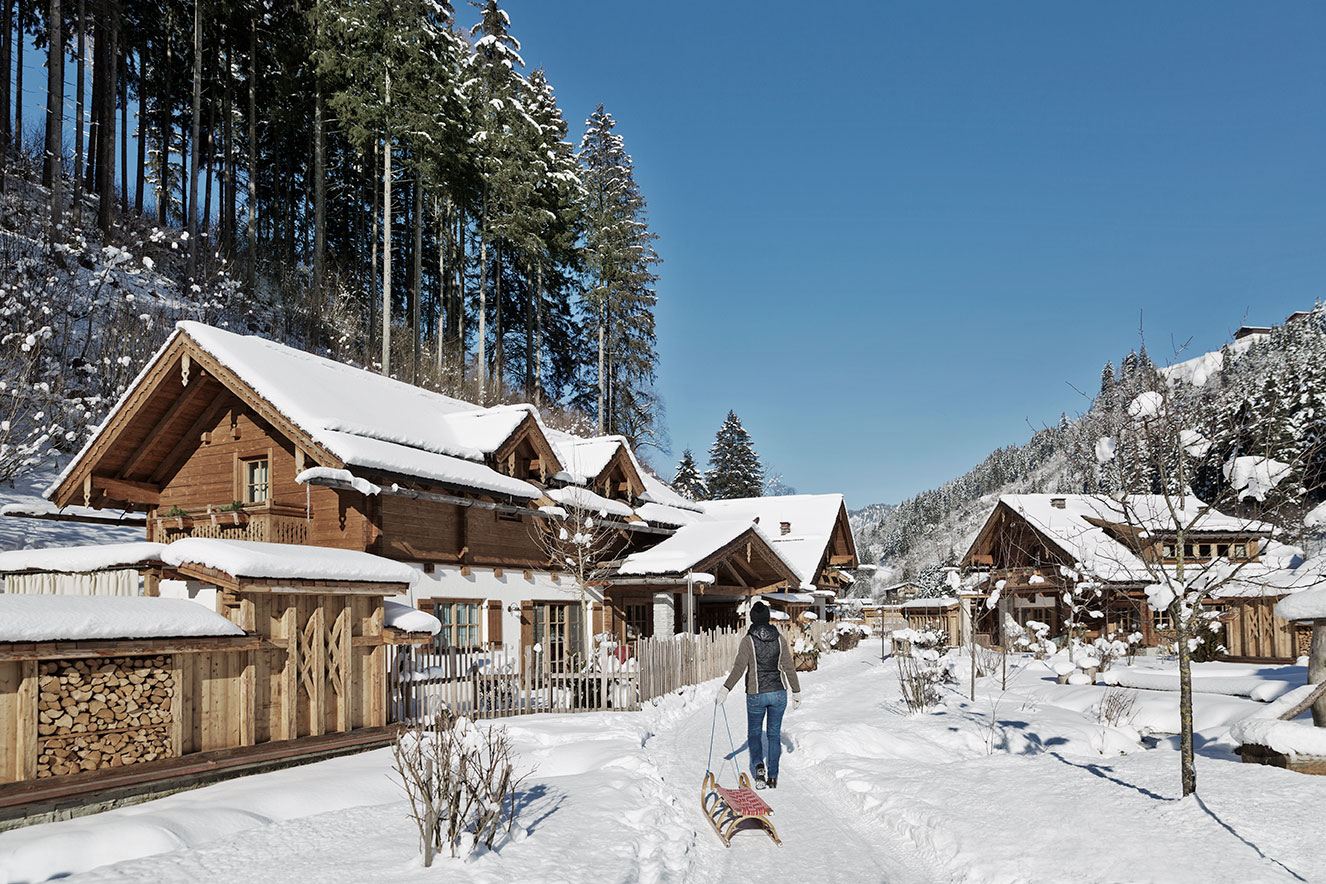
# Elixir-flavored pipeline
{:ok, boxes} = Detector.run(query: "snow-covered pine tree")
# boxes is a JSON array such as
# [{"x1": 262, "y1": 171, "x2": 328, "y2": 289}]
[
  {"x1": 672, "y1": 449, "x2": 706, "y2": 500},
  {"x1": 705, "y1": 411, "x2": 764, "y2": 500},
  {"x1": 576, "y1": 105, "x2": 661, "y2": 447}
]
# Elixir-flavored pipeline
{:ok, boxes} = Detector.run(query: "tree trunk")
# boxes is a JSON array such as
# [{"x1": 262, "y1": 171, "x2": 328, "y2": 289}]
[
  {"x1": 202, "y1": 83, "x2": 213, "y2": 231},
  {"x1": 494, "y1": 239, "x2": 503, "y2": 393},
  {"x1": 369, "y1": 140, "x2": 378, "y2": 362},
  {"x1": 221, "y1": 37, "x2": 231, "y2": 247},
  {"x1": 71, "y1": 0, "x2": 83, "y2": 227},
  {"x1": 524, "y1": 259, "x2": 534, "y2": 398},
  {"x1": 133, "y1": 65, "x2": 144, "y2": 214},
  {"x1": 434, "y1": 195, "x2": 445, "y2": 375},
  {"x1": 1310, "y1": 623, "x2": 1326, "y2": 727},
  {"x1": 476, "y1": 190, "x2": 487, "y2": 396},
  {"x1": 14, "y1": 0, "x2": 22, "y2": 157},
  {"x1": 410, "y1": 173, "x2": 421, "y2": 382},
  {"x1": 533, "y1": 260, "x2": 542, "y2": 406},
  {"x1": 379, "y1": 69, "x2": 392, "y2": 376},
  {"x1": 42, "y1": 0, "x2": 60, "y2": 235},
  {"x1": 94, "y1": 0, "x2": 116, "y2": 232},
  {"x1": 158, "y1": 11, "x2": 171, "y2": 224},
  {"x1": 1175, "y1": 601, "x2": 1196, "y2": 796},
  {"x1": 0, "y1": 0, "x2": 11, "y2": 193},
  {"x1": 187, "y1": 0, "x2": 202, "y2": 281},
  {"x1": 455, "y1": 207, "x2": 465, "y2": 382},
  {"x1": 245, "y1": 15, "x2": 257, "y2": 293},
  {"x1": 311, "y1": 0, "x2": 325, "y2": 312},
  {"x1": 118, "y1": 50, "x2": 125, "y2": 213},
  {"x1": 597, "y1": 305, "x2": 606, "y2": 434}
]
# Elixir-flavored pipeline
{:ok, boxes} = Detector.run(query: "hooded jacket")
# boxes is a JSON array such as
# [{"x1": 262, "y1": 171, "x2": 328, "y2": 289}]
[{"x1": 723, "y1": 623, "x2": 801, "y2": 695}]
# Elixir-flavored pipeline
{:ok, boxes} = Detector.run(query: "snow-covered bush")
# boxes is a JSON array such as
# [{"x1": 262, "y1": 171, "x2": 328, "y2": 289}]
[
  {"x1": 1015, "y1": 620, "x2": 1056, "y2": 659},
  {"x1": 897, "y1": 652, "x2": 946, "y2": 713},
  {"x1": 1094, "y1": 686, "x2": 1139, "y2": 728},
  {"x1": 1091, "y1": 634, "x2": 1130, "y2": 672}
]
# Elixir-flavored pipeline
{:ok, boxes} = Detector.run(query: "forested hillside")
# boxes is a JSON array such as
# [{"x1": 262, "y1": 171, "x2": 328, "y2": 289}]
[
  {"x1": 853, "y1": 307, "x2": 1326, "y2": 586},
  {"x1": 0, "y1": 0, "x2": 666, "y2": 497}
]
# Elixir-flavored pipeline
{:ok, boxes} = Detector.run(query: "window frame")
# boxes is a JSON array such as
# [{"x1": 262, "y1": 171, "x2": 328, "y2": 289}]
[{"x1": 238, "y1": 454, "x2": 271, "y2": 505}]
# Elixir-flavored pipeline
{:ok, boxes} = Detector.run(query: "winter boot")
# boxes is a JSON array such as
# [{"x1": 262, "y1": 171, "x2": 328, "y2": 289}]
[
  {"x1": 753, "y1": 763, "x2": 767, "y2": 790},
  {"x1": 767, "y1": 776, "x2": 778, "y2": 789}
]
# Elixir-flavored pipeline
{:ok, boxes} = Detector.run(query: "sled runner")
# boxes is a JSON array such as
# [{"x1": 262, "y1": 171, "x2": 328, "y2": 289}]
[{"x1": 702, "y1": 700, "x2": 781, "y2": 847}]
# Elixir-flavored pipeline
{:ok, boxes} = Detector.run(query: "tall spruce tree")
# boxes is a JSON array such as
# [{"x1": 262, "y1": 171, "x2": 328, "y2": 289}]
[
  {"x1": 672, "y1": 448, "x2": 706, "y2": 501},
  {"x1": 706, "y1": 411, "x2": 764, "y2": 500}
]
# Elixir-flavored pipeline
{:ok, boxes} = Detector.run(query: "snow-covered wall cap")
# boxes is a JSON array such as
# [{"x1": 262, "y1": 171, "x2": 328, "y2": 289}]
[
  {"x1": 295, "y1": 467, "x2": 381, "y2": 496},
  {"x1": 688, "y1": 572, "x2": 716, "y2": 584},
  {"x1": 384, "y1": 598, "x2": 441, "y2": 634},
  {"x1": 0, "y1": 595, "x2": 245, "y2": 643},
  {"x1": 0, "y1": 542, "x2": 166, "y2": 574},
  {"x1": 161, "y1": 538, "x2": 419, "y2": 586}
]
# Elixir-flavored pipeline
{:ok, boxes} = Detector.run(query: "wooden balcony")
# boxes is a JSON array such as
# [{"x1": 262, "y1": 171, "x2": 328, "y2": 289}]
[{"x1": 147, "y1": 503, "x2": 309, "y2": 546}]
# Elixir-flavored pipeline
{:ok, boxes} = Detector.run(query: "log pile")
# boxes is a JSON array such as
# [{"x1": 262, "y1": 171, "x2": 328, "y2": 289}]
[{"x1": 35, "y1": 656, "x2": 175, "y2": 778}]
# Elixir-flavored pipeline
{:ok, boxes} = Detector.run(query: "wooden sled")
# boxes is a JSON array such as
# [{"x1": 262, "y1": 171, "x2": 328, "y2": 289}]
[{"x1": 701, "y1": 771, "x2": 782, "y2": 847}]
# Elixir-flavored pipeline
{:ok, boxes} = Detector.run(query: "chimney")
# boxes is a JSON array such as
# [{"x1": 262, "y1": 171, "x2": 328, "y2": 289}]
[
  {"x1": 1050, "y1": 498, "x2": 1066, "y2": 509},
  {"x1": 780, "y1": 521, "x2": 791, "y2": 536}
]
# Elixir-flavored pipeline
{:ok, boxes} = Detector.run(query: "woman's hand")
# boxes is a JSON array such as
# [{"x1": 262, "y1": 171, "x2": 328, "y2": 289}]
[
  {"x1": 792, "y1": 692, "x2": 802, "y2": 711},
  {"x1": 716, "y1": 686, "x2": 729, "y2": 705}
]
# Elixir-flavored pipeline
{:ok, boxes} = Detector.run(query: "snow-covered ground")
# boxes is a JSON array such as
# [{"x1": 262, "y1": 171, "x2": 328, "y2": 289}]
[{"x1": 3, "y1": 645, "x2": 1323, "y2": 884}]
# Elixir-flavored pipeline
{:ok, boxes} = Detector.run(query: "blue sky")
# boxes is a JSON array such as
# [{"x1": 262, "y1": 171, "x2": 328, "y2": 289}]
[{"x1": 501, "y1": 1, "x2": 1326, "y2": 508}]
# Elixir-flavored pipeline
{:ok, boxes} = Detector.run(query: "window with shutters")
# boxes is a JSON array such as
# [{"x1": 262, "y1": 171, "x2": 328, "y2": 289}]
[{"x1": 433, "y1": 601, "x2": 481, "y2": 649}]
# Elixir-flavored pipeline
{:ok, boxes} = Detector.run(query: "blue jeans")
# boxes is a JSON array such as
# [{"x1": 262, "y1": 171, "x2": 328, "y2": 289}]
[{"x1": 746, "y1": 690, "x2": 787, "y2": 779}]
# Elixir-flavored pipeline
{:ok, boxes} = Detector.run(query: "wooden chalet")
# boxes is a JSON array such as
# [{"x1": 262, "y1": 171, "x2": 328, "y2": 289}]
[{"x1": 961, "y1": 494, "x2": 1293, "y2": 659}]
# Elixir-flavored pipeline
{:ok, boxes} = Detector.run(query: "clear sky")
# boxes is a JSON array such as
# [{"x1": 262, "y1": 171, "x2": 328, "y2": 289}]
[{"x1": 498, "y1": 1, "x2": 1326, "y2": 508}]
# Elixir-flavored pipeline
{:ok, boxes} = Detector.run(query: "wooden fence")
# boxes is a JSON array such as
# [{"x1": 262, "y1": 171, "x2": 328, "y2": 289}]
[{"x1": 389, "y1": 627, "x2": 744, "y2": 724}]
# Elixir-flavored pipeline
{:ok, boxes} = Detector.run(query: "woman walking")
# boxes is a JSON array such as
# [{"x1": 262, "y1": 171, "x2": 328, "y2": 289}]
[{"x1": 716, "y1": 601, "x2": 801, "y2": 789}]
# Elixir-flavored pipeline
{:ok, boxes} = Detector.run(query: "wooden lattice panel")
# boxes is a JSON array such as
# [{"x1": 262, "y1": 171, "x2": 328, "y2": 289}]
[{"x1": 328, "y1": 608, "x2": 349, "y2": 699}]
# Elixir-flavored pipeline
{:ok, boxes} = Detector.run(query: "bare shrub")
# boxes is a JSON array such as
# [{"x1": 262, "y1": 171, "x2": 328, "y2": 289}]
[
  {"x1": 392, "y1": 717, "x2": 528, "y2": 865},
  {"x1": 897, "y1": 653, "x2": 946, "y2": 713},
  {"x1": 1095, "y1": 686, "x2": 1139, "y2": 728}
]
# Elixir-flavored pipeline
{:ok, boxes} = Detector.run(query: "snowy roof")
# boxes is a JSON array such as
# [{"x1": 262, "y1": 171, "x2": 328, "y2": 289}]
[
  {"x1": 901, "y1": 596, "x2": 959, "y2": 610},
  {"x1": 762, "y1": 591, "x2": 816, "y2": 605},
  {"x1": 545, "y1": 486, "x2": 635, "y2": 519},
  {"x1": 0, "y1": 541, "x2": 165, "y2": 574},
  {"x1": 1, "y1": 500, "x2": 147, "y2": 526},
  {"x1": 317, "y1": 430, "x2": 537, "y2": 499},
  {"x1": 617, "y1": 520, "x2": 793, "y2": 579},
  {"x1": 701, "y1": 494, "x2": 849, "y2": 588},
  {"x1": 437, "y1": 405, "x2": 539, "y2": 456},
  {"x1": 997, "y1": 494, "x2": 1271, "y2": 584},
  {"x1": 633, "y1": 501, "x2": 706, "y2": 528},
  {"x1": 0, "y1": 595, "x2": 245, "y2": 643},
  {"x1": 547, "y1": 433, "x2": 626, "y2": 485},
  {"x1": 161, "y1": 538, "x2": 419, "y2": 586},
  {"x1": 1276, "y1": 586, "x2": 1326, "y2": 622}
]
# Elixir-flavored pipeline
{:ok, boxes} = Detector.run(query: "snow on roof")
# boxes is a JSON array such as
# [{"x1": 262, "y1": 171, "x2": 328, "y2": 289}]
[
  {"x1": 545, "y1": 486, "x2": 635, "y2": 519},
  {"x1": 617, "y1": 520, "x2": 781, "y2": 578},
  {"x1": 161, "y1": 538, "x2": 419, "y2": 585},
  {"x1": 0, "y1": 595, "x2": 245, "y2": 643},
  {"x1": 547, "y1": 434, "x2": 624, "y2": 485},
  {"x1": 901, "y1": 596, "x2": 959, "y2": 609},
  {"x1": 702, "y1": 494, "x2": 848, "y2": 588},
  {"x1": 0, "y1": 541, "x2": 165, "y2": 574},
  {"x1": 1, "y1": 500, "x2": 147, "y2": 526},
  {"x1": 384, "y1": 598, "x2": 441, "y2": 634},
  {"x1": 317, "y1": 430, "x2": 537, "y2": 500},
  {"x1": 437, "y1": 405, "x2": 538, "y2": 456},
  {"x1": 763, "y1": 591, "x2": 815, "y2": 604},
  {"x1": 634, "y1": 501, "x2": 707, "y2": 528},
  {"x1": 999, "y1": 494, "x2": 1271, "y2": 584}
]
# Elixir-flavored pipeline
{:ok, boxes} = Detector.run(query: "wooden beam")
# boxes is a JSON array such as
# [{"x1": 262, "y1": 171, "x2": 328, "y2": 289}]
[
  {"x1": 0, "y1": 635, "x2": 261, "y2": 662},
  {"x1": 91, "y1": 475, "x2": 162, "y2": 505},
  {"x1": 150, "y1": 394, "x2": 231, "y2": 485},
  {"x1": 16, "y1": 661, "x2": 37, "y2": 781},
  {"x1": 120, "y1": 377, "x2": 213, "y2": 478}
]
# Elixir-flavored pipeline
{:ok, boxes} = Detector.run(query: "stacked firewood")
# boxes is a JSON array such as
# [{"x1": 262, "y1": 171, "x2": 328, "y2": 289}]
[{"x1": 35, "y1": 656, "x2": 175, "y2": 777}]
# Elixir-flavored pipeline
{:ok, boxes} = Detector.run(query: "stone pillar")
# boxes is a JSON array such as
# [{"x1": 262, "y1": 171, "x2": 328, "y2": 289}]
[
  {"x1": 1310, "y1": 623, "x2": 1326, "y2": 727},
  {"x1": 653, "y1": 592, "x2": 675, "y2": 640}
]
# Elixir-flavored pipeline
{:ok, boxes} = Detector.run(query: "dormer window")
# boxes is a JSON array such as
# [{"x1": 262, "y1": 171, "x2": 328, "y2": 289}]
[
  {"x1": 1050, "y1": 498, "x2": 1066, "y2": 509},
  {"x1": 780, "y1": 521, "x2": 791, "y2": 536}
]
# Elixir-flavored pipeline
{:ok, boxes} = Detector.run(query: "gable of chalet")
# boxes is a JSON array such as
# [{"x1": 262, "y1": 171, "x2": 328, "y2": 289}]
[
  {"x1": 612, "y1": 521, "x2": 801, "y2": 593},
  {"x1": 47, "y1": 325, "x2": 557, "y2": 513},
  {"x1": 700, "y1": 494, "x2": 858, "y2": 589}
]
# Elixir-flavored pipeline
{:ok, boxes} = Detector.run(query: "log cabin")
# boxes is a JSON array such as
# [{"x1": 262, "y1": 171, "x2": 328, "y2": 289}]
[
  {"x1": 3, "y1": 321, "x2": 857, "y2": 664},
  {"x1": 959, "y1": 493, "x2": 1316, "y2": 661}
]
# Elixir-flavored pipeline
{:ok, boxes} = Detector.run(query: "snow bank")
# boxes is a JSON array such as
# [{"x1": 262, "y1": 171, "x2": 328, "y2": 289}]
[
  {"x1": 0, "y1": 595, "x2": 244, "y2": 642},
  {"x1": 161, "y1": 539, "x2": 419, "y2": 585},
  {"x1": 0, "y1": 541, "x2": 164, "y2": 574},
  {"x1": 1229, "y1": 683, "x2": 1326, "y2": 756},
  {"x1": 1276, "y1": 586, "x2": 1326, "y2": 622},
  {"x1": 383, "y1": 598, "x2": 441, "y2": 634},
  {"x1": 1099, "y1": 668, "x2": 1295, "y2": 702}
]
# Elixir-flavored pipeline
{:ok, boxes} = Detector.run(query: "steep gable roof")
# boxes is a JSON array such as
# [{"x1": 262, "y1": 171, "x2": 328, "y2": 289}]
[{"x1": 701, "y1": 494, "x2": 857, "y2": 588}]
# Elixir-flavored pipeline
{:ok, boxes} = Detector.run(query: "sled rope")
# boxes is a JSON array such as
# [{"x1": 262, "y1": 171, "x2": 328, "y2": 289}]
[{"x1": 707, "y1": 698, "x2": 742, "y2": 784}]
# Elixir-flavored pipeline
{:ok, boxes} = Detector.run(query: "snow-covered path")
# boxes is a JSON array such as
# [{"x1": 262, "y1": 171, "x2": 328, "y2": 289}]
[{"x1": 646, "y1": 652, "x2": 934, "y2": 884}]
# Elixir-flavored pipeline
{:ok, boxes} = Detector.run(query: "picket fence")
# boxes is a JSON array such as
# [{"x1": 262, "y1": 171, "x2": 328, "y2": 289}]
[{"x1": 388, "y1": 627, "x2": 745, "y2": 724}]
